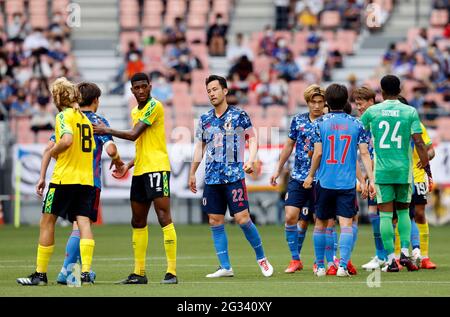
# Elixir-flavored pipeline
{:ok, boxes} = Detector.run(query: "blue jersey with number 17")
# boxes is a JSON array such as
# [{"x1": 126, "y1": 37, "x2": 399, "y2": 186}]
[{"x1": 311, "y1": 111, "x2": 370, "y2": 190}]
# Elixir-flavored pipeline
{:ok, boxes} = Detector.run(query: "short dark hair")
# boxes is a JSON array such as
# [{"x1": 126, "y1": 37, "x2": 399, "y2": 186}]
[
  {"x1": 344, "y1": 102, "x2": 352, "y2": 115},
  {"x1": 397, "y1": 95, "x2": 409, "y2": 105},
  {"x1": 205, "y1": 75, "x2": 228, "y2": 89},
  {"x1": 325, "y1": 84, "x2": 348, "y2": 110},
  {"x1": 131, "y1": 72, "x2": 150, "y2": 85},
  {"x1": 380, "y1": 75, "x2": 401, "y2": 96},
  {"x1": 78, "y1": 82, "x2": 101, "y2": 107}
]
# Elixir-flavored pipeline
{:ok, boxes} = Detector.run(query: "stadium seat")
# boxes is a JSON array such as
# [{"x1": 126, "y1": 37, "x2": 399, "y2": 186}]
[
  {"x1": 144, "y1": 0, "x2": 164, "y2": 15},
  {"x1": 266, "y1": 105, "x2": 287, "y2": 129},
  {"x1": 187, "y1": 14, "x2": 207, "y2": 29},
  {"x1": 427, "y1": 27, "x2": 445, "y2": 42},
  {"x1": 292, "y1": 31, "x2": 308, "y2": 55},
  {"x1": 401, "y1": 79, "x2": 420, "y2": 100},
  {"x1": 436, "y1": 117, "x2": 450, "y2": 141},
  {"x1": 120, "y1": 31, "x2": 141, "y2": 53},
  {"x1": 5, "y1": 0, "x2": 24, "y2": 15},
  {"x1": 373, "y1": 0, "x2": 393, "y2": 12},
  {"x1": 186, "y1": 29, "x2": 207, "y2": 44},
  {"x1": 436, "y1": 39, "x2": 450, "y2": 51},
  {"x1": 190, "y1": 0, "x2": 210, "y2": 14},
  {"x1": 413, "y1": 65, "x2": 432, "y2": 81},
  {"x1": 288, "y1": 80, "x2": 307, "y2": 110},
  {"x1": 142, "y1": 14, "x2": 163, "y2": 29},
  {"x1": 28, "y1": 0, "x2": 47, "y2": 14},
  {"x1": 395, "y1": 41, "x2": 411, "y2": 54},
  {"x1": 29, "y1": 14, "x2": 49, "y2": 28},
  {"x1": 253, "y1": 55, "x2": 273, "y2": 76},
  {"x1": 120, "y1": 14, "x2": 140, "y2": 30},
  {"x1": 143, "y1": 44, "x2": 164, "y2": 63},
  {"x1": 212, "y1": 0, "x2": 231, "y2": 14},
  {"x1": 430, "y1": 9, "x2": 448, "y2": 27},
  {"x1": 320, "y1": 11, "x2": 341, "y2": 29},
  {"x1": 37, "y1": 130, "x2": 54, "y2": 144},
  {"x1": 166, "y1": 0, "x2": 187, "y2": 16},
  {"x1": 192, "y1": 82, "x2": 210, "y2": 106},
  {"x1": 172, "y1": 81, "x2": 189, "y2": 95}
]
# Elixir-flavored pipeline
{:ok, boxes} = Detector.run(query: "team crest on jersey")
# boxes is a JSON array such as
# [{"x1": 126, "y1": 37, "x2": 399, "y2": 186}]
[{"x1": 224, "y1": 120, "x2": 232, "y2": 131}]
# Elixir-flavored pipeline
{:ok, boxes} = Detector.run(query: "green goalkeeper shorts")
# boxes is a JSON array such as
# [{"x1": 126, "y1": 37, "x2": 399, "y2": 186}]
[{"x1": 375, "y1": 183, "x2": 413, "y2": 204}]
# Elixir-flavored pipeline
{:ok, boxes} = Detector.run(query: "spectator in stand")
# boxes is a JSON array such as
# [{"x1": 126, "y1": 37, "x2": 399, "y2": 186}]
[
  {"x1": 227, "y1": 33, "x2": 254, "y2": 65},
  {"x1": 162, "y1": 17, "x2": 187, "y2": 45},
  {"x1": 420, "y1": 99, "x2": 439, "y2": 128},
  {"x1": 273, "y1": 51, "x2": 301, "y2": 82},
  {"x1": 305, "y1": 29, "x2": 321, "y2": 58},
  {"x1": 47, "y1": 38, "x2": 67, "y2": 62},
  {"x1": 444, "y1": 23, "x2": 450, "y2": 38},
  {"x1": 247, "y1": 73, "x2": 261, "y2": 92},
  {"x1": 167, "y1": 39, "x2": 191, "y2": 67},
  {"x1": 272, "y1": 37, "x2": 292, "y2": 62},
  {"x1": 10, "y1": 88, "x2": 32, "y2": 117},
  {"x1": 169, "y1": 54, "x2": 192, "y2": 84},
  {"x1": 126, "y1": 51, "x2": 145, "y2": 80},
  {"x1": 259, "y1": 25, "x2": 277, "y2": 56},
  {"x1": 14, "y1": 58, "x2": 33, "y2": 86},
  {"x1": 410, "y1": 87, "x2": 425, "y2": 110},
  {"x1": 274, "y1": 0, "x2": 290, "y2": 30},
  {"x1": 30, "y1": 97, "x2": 54, "y2": 141},
  {"x1": 48, "y1": 12, "x2": 71, "y2": 40},
  {"x1": 229, "y1": 55, "x2": 253, "y2": 81},
  {"x1": 296, "y1": 5, "x2": 319, "y2": 30},
  {"x1": 7, "y1": 12, "x2": 31, "y2": 44},
  {"x1": 347, "y1": 73, "x2": 358, "y2": 102},
  {"x1": 437, "y1": 73, "x2": 450, "y2": 101},
  {"x1": 342, "y1": 0, "x2": 362, "y2": 30},
  {"x1": 295, "y1": 0, "x2": 324, "y2": 20},
  {"x1": 413, "y1": 28, "x2": 428, "y2": 52},
  {"x1": 392, "y1": 52, "x2": 413, "y2": 78},
  {"x1": 0, "y1": 54, "x2": 8, "y2": 78},
  {"x1": 0, "y1": 77, "x2": 14, "y2": 112},
  {"x1": 228, "y1": 73, "x2": 249, "y2": 105},
  {"x1": 256, "y1": 71, "x2": 289, "y2": 107},
  {"x1": 151, "y1": 75, "x2": 174, "y2": 106},
  {"x1": 207, "y1": 14, "x2": 229, "y2": 56}
]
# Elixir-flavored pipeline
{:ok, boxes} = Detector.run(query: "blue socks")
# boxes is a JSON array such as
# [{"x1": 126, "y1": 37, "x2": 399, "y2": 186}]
[
  {"x1": 325, "y1": 227, "x2": 334, "y2": 264},
  {"x1": 285, "y1": 225, "x2": 300, "y2": 260},
  {"x1": 369, "y1": 212, "x2": 386, "y2": 260},
  {"x1": 332, "y1": 226, "x2": 338, "y2": 258},
  {"x1": 313, "y1": 228, "x2": 326, "y2": 268},
  {"x1": 351, "y1": 223, "x2": 358, "y2": 252},
  {"x1": 339, "y1": 226, "x2": 353, "y2": 269},
  {"x1": 411, "y1": 219, "x2": 420, "y2": 250},
  {"x1": 240, "y1": 220, "x2": 265, "y2": 260},
  {"x1": 297, "y1": 225, "x2": 307, "y2": 255},
  {"x1": 61, "y1": 230, "x2": 81, "y2": 274},
  {"x1": 211, "y1": 225, "x2": 231, "y2": 270}
]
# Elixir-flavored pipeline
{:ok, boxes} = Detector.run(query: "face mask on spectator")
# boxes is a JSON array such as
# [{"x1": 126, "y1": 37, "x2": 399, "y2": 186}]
[
  {"x1": 14, "y1": 16, "x2": 21, "y2": 23},
  {"x1": 278, "y1": 39, "x2": 287, "y2": 48},
  {"x1": 129, "y1": 53, "x2": 138, "y2": 62}
]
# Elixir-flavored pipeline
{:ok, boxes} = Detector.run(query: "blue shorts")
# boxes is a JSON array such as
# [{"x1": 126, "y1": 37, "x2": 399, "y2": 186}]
[
  {"x1": 315, "y1": 182, "x2": 357, "y2": 220},
  {"x1": 284, "y1": 178, "x2": 315, "y2": 222},
  {"x1": 202, "y1": 179, "x2": 249, "y2": 216}
]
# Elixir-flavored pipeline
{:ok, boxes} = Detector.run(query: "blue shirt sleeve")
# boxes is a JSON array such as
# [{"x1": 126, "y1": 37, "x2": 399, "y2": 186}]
[
  {"x1": 310, "y1": 121, "x2": 321, "y2": 144},
  {"x1": 195, "y1": 116, "x2": 205, "y2": 142},
  {"x1": 239, "y1": 110, "x2": 252, "y2": 130},
  {"x1": 49, "y1": 133, "x2": 55, "y2": 142},
  {"x1": 97, "y1": 117, "x2": 113, "y2": 145},
  {"x1": 288, "y1": 116, "x2": 298, "y2": 141},
  {"x1": 357, "y1": 122, "x2": 371, "y2": 145}
]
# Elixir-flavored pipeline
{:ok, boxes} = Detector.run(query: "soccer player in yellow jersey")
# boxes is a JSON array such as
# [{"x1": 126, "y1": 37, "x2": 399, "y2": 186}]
[
  {"x1": 17, "y1": 77, "x2": 97, "y2": 286},
  {"x1": 409, "y1": 122, "x2": 436, "y2": 269},
  {"x1": 94, "y1": 72, "x2": 177, "y2": 284}
]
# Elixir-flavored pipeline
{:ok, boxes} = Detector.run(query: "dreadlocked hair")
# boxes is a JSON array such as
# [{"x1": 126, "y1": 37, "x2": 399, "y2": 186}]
[{"x1": 50, "y1": 77, "x2": 81, "y2": 111}]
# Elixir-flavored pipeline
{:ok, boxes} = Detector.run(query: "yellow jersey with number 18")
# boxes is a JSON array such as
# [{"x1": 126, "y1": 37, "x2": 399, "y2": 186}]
[
  {"x1": 50, "y1": 108, "x2": 95, "y2": 186},
  {"x1": 131, "y1": 98, "x2": 171, "y2": 176}
]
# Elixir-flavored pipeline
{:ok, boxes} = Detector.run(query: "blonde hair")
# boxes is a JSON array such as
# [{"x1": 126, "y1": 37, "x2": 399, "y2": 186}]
[
  {"x1": 50, "y1": 77, "x2": 81, "y2": 111},
  {"x1": 304, "y1": 84, "x2": 325, "y2": 103},
  {"x1": 353, "y1": 86, "x2": 376, "y2": 102}
]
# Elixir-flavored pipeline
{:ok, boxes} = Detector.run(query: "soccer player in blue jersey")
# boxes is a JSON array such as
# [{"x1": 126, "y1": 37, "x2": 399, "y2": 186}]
[
  {"x1": 35, "y1": 82, "x2": 123, "y2": 284},
  {"x1": 304, "y1": 84, "x2": 375, "y2": 277},
  {"x1": 270, "y1": 84, "x2": 325, "y2": 273},
  {"x1": 189, "y1": 75, "x2": 273, "y2": 278},
  {"x1": 353, "y1": 86, "x2": 388, "y2": 270}
]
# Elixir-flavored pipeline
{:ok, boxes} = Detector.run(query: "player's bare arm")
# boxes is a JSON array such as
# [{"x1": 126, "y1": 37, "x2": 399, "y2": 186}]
[
  {"x1": 416, "y1": 143, "x2": 435, "y2": 168},
  {"x1": 36, "y1": 140, "x2": 56, "y2": 197},
  {"x1": 49, "y1": 134, "x2": 73, "y2": 159},
  {"x1": 189, "y1": 141, "x2": 206, "y2": 193},
  {"x1": 356, "y1": 163, "x2": 368, "y2": 199},
  {"x1": 303, "y1": 142, "x2": 322, "y2": 189},
  {"x1": 358, "y1": 143, "x2": 376, "y2": 199},
  {"x1": 104, "y1": 141, "x2": 124, "y2": 170},
  {"x1": 243, "y1": 127, "x2": 258, "y2": 174},
  {"x1": 93, "y1": 120, "x2": 148, "y2": 142},
  {"x1": 271, "y1": 137, "x2": 295, "y2": 186}
]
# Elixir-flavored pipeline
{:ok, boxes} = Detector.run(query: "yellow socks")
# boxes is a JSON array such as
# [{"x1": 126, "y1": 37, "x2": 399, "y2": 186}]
[
  {"x1": 417, "y1": 222, "x2": 429, "y2": 257},
  {"x1": 80, "y1": 239, "x2": 95, "y2": 273},
  {"x1": 394, "y1": 225, "x2": 401, "y2": 256},
  {"x1": 133, "y1": 226, "x2": 148, "y2": 276},
  {"x1": 162, "y1": 223, "x2": 177, "y2": 276},
  {"x1": 36, "y1": 244, "x2": 54, "y2": 273}
]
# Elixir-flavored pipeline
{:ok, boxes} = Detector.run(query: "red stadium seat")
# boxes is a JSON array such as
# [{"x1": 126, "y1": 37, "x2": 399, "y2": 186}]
[
  {"x1": 28, "y1": 0, "x2": 47, "y2": 15},
  {"x1": 29, "y1": 14, "x2": 49, "y2": 28},
  {"x1": 190, "y1": 0, "x2": 210, "y2": 14},
  {"x1": 253, "y1": 55, "x2": 272, "y2": 76},
  {"x1": 6, "y1": 0, "x2": 25, "y2": 15},
  {"x1": 120, "y1": 31, "x2": 141, "y2": 53},
  {"x1": 212, "y1": 0, "x2": 231, "y2": 14},
  {"x1": 192, "y1": 82, "x2": 210, "y2": 106},
  {"x1": 120, "y1": 13, "x2": 140, "y2": 29},
  {"x1": 144, "y1": 0, "x2": 164, "y2": 15},
  {"x1": 320, "y1": 11, "x2": 341, "y2": 29},
  {"x1": 430, "y1": 9, "x2": 448, "y2": 27},
  {"x1": 436, "y1": 117, "x2": 450, "y2": 141},
  {"x1": 142, "y1": 14, "x2": 162, "y2": 29},
  {"x1": 427, "y1": 27, "x2": 445, "y2": 42},
  {"x1": 288, "y1": 80, "x2": 307, "y2": 109},
  {"x1": 187, "y1": 14, "x2": 207, "y2": 29},
  {"x1": 395, "y1": 41, "x2": 411, "y2": 54},
  {"x1": 172, "y1": 81, "x2": 189, "y2": 95},
  {"x1": 166, "y1": 0, "x2": 187, "y2": 16},
  {"x1": 186, "y1": 29, "x2": 207, "y2": 44},
  {"x1": 413, "y1": 65, "x2": 432, "y2": 81}
]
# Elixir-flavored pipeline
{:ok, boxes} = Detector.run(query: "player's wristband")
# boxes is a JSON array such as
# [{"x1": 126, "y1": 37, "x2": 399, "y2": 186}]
[{"x1": 111, "y1": 153, "x2": 120, "y2": 161}]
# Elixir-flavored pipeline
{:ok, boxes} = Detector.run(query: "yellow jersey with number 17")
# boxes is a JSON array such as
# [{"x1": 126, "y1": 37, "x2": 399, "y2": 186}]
[
  {"x1": 50, "y1": 108, "x2": 95, "y2": 186},
  {"x1": 131, "y1": 98, "x2": 171, "y2": 176}
]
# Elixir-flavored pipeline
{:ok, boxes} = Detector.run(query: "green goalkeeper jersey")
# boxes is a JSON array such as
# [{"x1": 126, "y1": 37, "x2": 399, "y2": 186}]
[{"x1": 361, "y1": 99, "x2": 422, "y2": 184}]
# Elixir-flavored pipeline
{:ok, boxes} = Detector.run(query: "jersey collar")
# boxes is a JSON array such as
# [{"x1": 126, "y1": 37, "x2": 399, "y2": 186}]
[{"x1": 214, "y1": 105, "x2": 230, "y2": 119}]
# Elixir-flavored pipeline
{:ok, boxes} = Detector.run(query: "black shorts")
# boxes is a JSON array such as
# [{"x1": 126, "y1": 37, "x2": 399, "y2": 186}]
[
  {"x1": 130, "y1": 171, "x2": 170, "y2": 202},
  {"x1": 42, "y1": 184, "x2": 98, "y2": 223},
  {"x1": 314, "y1": 182, "x2": 357, "y2": 220},
  {"x1": 284, "y1": 178, "x2": 315, "y2": 222},
  {"x1": 412, "y1": 182, "x2": 428, "y2": 205}
]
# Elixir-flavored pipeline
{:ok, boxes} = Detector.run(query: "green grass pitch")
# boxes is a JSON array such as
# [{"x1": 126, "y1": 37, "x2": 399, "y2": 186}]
[{"x1": 0, "y1": 224, "x2": 449, "y2": 297}]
